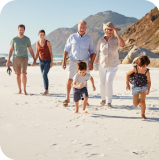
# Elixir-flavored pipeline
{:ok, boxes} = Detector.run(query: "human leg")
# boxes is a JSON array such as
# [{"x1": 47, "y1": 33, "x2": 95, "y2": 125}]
[
  {"x1": 40, "y1": 60, "x2": 47, "y2": 94},
  {"x1": 13, "y1": 58, "x2": 22, "y2": 94},
  {"x1": 140, "y1": 92, "x2": 147, "y2": 119},
  {"x1": 66, "y1": 78, "x2": 73, "y2": 100},
  {"x1": 42, "y1": 61, "x2": 51, "y2": 94},
  {"x1": 81, "y1": 87, "x2": 88, "y2": 113},
  {"x1": 21, "y1": 58, "x2": 28, "y2": 95},
  {"x1": 64, "y1": 60, "x2": 78, "y2": 104},
  {"x1": 82, "y1": 97, "x2": 88, "y2": 113},
  {"x1": 16, "y1": 74, "x2": 22, "y2": 94},
  {"x1": 22, "y1": 73, "x2": 27, "y2": 95},
  {"x1": 73, "y1": 88, "x2": 81, "y2": 113},
  {"x1": 75, "y1": 101, "x2": 79, "y2": 113},
  {"x1": 133, "y1": 94, "x2": 140, "y2": 106},
  {"x1": 105, "y1": 66, "x2": 118, "y2": 105},
  {"x1": 99, "y1": 65, "x2": 107, "y2": 103}
]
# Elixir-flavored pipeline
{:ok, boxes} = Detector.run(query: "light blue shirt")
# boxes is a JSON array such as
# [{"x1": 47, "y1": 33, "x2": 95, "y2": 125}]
[{"x1": 64, "y1": 32, "x2": 94, "y2": 60}]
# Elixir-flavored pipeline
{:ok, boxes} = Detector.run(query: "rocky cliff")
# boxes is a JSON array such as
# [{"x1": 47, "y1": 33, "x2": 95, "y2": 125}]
[
  {"x1": 120, "y1": 7, "x2": 159, "y2": 54},
  {"x1": 32, "y1": 11, "x2": 138, "y2": 55}
]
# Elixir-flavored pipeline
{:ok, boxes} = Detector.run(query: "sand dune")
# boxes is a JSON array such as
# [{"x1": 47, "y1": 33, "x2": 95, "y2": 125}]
[{"x1": 0, "y1": 64, "x2": 159, "y2": 160}]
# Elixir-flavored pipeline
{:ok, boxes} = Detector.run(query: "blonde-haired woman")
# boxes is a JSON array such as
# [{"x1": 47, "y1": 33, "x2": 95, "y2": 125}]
[{"x1": 94, "y1": 22, "x2": 125, "y2": 107}]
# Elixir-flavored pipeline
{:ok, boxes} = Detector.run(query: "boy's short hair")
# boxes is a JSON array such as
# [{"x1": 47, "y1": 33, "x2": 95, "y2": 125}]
[
  {"x1": 77, "y1": 61, "x2": 87, "y2": 71},
  {"x1": 18, "y1": 24, "x2": 25, "y2": 30},
  {"x1": 133, "y1": 56, "x2": 150, "y2": 66}
]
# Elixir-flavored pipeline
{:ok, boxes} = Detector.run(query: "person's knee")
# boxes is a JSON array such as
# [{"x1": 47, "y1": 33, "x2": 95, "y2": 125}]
[
  {"x1": 67, "y1": 79, "x2": 73, "y2": 85},
  {"x1": 17, "y1": 74, "x2": 21, "y2": 77},
  {"x1": 133, "y1": 102, "x2": 139, "y2": 107},
  {"x1": 22, "y1": 73, "x2": 27, "y2": 77},
  {"x1": 42, "y1": 72, "x2": 47, "y2": 78}
]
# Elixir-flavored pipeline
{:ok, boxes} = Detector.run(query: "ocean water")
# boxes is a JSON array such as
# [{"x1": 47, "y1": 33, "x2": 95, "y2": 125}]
[{"x1": 0, "y1": 53, "x2": 63, "y2": 64}]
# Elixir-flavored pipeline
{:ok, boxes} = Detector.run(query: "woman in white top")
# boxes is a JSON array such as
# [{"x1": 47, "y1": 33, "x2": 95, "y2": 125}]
[{"x1": 94, "y1": 22, "x2": 125, "y2": 107}]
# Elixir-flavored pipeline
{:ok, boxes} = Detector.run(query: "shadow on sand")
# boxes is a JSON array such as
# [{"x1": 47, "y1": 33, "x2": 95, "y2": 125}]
[
  {"x1": 91, "y1": 114, "x2": 159, "y2": 122},
  {"x1": 29, "y1": 93, "x2": 159, "y2": 101}
]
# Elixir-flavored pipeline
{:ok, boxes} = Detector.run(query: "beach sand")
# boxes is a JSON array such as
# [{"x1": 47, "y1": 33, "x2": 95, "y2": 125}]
[{"x1": 0, "y1": 64, "x2": 159, "y2": 160}]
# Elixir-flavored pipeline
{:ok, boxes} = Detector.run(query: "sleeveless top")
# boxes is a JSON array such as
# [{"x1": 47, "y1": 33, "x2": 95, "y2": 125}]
[
  {"x1": 37, "y1": 40, "x2": 51, "y2": 60},
  {"x1": 129, "y1": 65, "x2": 149, "y2": 87}
]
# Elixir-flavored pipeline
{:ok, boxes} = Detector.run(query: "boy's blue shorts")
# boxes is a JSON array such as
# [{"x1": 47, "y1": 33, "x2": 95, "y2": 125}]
[{"x1": 73, "y1": 87, "x2": 88, "y2": 102}]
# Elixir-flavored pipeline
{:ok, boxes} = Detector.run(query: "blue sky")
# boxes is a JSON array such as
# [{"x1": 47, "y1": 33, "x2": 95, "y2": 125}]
[{"x1": 0, "y1": 0, "x2": 156, "y2": 53}]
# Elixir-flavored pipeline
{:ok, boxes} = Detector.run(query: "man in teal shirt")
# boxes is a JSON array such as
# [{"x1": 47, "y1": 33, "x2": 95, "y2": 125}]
[{"x1": 6, "y1": 24, "x2": 36, "y2": 95}]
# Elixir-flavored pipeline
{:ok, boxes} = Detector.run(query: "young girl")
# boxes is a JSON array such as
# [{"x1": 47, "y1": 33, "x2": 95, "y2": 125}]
[
  {"x1": 126, "y1": 56, "x2": 151, "y2": 119},
  {"x1": 73, "y1": 61, "x2": 96, "y2": 114}
]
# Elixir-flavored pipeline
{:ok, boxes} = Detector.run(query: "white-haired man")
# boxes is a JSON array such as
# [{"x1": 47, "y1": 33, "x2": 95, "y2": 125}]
[{"x1": 62, "y1": 20, "x2": 96, "y2": 106}]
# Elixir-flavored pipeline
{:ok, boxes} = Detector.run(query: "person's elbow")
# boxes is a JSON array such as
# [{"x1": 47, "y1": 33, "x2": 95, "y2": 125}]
[
  {"x1": 73, "y1": 82, "x2": 76, "y2": 88},
  {"x1": 120, "y1": 42, "x2": 125, "y2": 47}
]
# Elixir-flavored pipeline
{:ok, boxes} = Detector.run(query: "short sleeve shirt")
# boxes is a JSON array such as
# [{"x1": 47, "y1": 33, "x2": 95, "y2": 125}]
[
  {"x1": 10, "y1": 36, "x2": 31, "y2": 59},
  {"x1": 73, "y1": 72, "x2": 91, "y2": 89}
]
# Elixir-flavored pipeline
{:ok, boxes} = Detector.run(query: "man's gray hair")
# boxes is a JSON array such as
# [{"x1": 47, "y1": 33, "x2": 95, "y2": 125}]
[{"x1": 78, "y1": 20, "x2": 87, "y2": 26}]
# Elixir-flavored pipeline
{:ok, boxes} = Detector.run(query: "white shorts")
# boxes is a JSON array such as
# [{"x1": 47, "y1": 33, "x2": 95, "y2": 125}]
[{"x1": 68, "y1": 60, "x2": 90, "y2": 79}]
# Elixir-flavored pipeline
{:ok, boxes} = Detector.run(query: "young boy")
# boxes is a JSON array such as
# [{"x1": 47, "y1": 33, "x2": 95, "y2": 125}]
[{"x1": 73, "y1": 61, "x2": 96, "y2": 113}]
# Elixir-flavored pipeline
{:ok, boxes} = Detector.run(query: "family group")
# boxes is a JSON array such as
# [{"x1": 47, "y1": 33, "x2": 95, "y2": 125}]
[{"x1": 6, "y1": 20, "x2": 151, "y2": 119}]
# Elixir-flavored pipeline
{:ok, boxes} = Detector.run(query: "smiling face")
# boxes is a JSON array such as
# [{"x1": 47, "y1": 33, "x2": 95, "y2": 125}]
[
  {"x1": 39, "y1": 32, "x2": 45, "y2": 40},
  {"x1": 105, "y1": 28, "x2": 114, "y2": 37},
  {"x1": 78, "y1": 23, "x2": 87, "y2": 36},
  {"x1": 18, "y1": 27, "x2": 25, "y2": 36},
  {"x1": 78, "y1": 70, "x2": 86, "y2": 76}
]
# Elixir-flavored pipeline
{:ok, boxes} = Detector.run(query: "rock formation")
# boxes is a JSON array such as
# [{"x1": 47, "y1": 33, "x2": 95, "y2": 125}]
[
  {"x1": 122, "y1": 45, "x2": 159, "y2": 64},
  {"x1": 121, "y1": 7, "x2": 159, "y2": 54}
]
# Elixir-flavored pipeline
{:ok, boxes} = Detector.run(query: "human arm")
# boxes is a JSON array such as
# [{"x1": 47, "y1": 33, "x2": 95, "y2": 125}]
[
  {"x1": 88, "y1": 38, "x2": 96, "y2": 70},
  {"x1": 35, "y1": 43, "x2": 39, "y2": 62},
  {"x1": 145, "y1": 71, "x2": 151, "y2": 95},
  {"x1": 90, "y1": 76, "x2": 96, "y2": 91},
  {"x1": 126, "y1": 67, "x2": 135, "y2": 91},
  {"x1": 62, "y1": 51, "x2": 68, "y2": 70},
  {"x1": 73, "y1": 81, "x2": 82, "y2": 88},
  {"x1": 62, "y1": 36, "x2": 72, "y2": 70},
  {"x1": 47, "y1": 41, "x2": 53, "y2": 68},
  {"x1": 93, "y1": 38, "x2": 101, "y2": 64},
  {"x1": 89, "y1": 53, "x2": 96, "y2": 70},
  {"x1": 113, "y1": 29, "x2": 125, "y2": 47},
  {"x1": 28, "y1": 47, "x2": 36, "y2": 66},
  {"x1": 6, "y1": 46, "x2": 14, "y2": 67}
]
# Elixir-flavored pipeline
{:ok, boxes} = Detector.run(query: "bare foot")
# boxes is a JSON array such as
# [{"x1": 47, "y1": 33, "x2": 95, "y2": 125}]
[
  {"x1": 141, "y1": 114, "x2": 147, "y2": 119},
  {"x1": 74, "y1": 110, "x2": 78, "y2": 113},
  {"x1": 41, "y1": 90, "x2": 49, "y2": 95},
  {"x1": 138, "y1": 103, "x2": 141, "y2": 107},
  {"x1": 24, "y1": 91, "x2": 27, "y2": 95},
  {"x1": 16, "y1": 91, "x2": 22, "y2": 94},
  {"x1": 82, "y1": 110, "x2": 88, "y2": 114}
]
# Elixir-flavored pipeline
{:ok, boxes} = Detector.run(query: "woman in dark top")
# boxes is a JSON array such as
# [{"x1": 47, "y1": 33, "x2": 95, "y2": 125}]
[{"x1": 35, "y1": 30, "x2": 53, "y2": 94}]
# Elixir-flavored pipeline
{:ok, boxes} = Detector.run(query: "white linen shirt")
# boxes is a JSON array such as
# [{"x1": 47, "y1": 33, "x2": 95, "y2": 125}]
[
  {"x1": 64, "y1": 32, "x2": 94, "y2": 60},
  {"x1": 96, "y1": 36, "x2": 120, "y2": 68}
]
